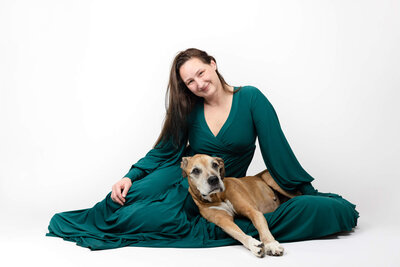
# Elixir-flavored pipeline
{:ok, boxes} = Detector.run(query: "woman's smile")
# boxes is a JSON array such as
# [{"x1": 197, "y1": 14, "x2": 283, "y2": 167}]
[{"x1": 200, "y1": 83, "x2": 210, "y2": 92}]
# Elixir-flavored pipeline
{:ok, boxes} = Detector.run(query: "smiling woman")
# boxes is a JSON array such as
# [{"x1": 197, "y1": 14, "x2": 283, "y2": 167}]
[
  {"x1": 46, "y1": 48, "x2": 359, "y2": 250},
  {"x1": 180, "y1": 57, "x2": 235, "y2": 137}
]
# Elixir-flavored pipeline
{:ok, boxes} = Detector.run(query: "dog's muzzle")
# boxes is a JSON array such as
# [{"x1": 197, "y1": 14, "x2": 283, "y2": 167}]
[
  {"x1": 207, "y1": 176, "x2": 219, "y2": 186},
  {"x1": 202, "y1": 175, "x2": 224, "y2": 197}
]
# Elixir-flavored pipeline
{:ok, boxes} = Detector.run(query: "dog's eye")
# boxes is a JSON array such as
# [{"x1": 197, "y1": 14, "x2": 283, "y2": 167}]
[
  {"x1": 192, "y1": 168, "x2": 201, "y2": 175},
  {"x1": 212, "y1": 162, "x2": 218, "y2": 169}
]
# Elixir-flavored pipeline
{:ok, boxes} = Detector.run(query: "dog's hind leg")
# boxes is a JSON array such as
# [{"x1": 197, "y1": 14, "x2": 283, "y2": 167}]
[{"x1": 259, "y1": 171, "x2": 301, "y2": 199}]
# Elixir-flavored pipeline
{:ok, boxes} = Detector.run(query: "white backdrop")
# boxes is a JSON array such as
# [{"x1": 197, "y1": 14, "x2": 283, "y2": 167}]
[{"x1": 1, "y1": 0, "x2": 400, "y2": 244}]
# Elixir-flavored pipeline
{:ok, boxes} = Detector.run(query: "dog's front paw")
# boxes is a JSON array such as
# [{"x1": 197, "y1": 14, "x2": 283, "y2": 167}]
[
  {"x1": 264, "y1": 240, "x2": 284, "y2": 256},
  {"x1": 246, "y1": 237, "x2": 265, "y2": 258}
]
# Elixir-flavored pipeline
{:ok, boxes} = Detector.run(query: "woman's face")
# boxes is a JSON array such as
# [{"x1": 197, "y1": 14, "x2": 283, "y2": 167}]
[{"x1": 179, "y1": 57, "x2": 221, "y2": 99}]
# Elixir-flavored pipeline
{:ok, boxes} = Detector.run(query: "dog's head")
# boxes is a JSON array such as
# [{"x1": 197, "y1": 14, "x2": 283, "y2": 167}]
[{"x1": 181, "y1": 154, "x2": 225, "y2": 200}]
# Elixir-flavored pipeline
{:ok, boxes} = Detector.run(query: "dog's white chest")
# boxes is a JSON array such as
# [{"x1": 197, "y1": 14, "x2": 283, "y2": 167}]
[{"x1": 209, "y1": 200, "x2": 236, "y2": 216}]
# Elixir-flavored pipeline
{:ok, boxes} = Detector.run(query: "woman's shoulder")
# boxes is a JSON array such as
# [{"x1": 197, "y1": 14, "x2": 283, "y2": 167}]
[
  {"x1": 236, "y1": 85, "x2": 266, "y2": 101},
  {"x1": 237, "y1": 85, "x2": 264, "y2": 95}
]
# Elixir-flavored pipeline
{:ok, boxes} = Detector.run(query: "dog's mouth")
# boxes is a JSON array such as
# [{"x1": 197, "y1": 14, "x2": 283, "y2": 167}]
[{"x1": 202, "y1": 187, "x2": 223, "y2": 197}]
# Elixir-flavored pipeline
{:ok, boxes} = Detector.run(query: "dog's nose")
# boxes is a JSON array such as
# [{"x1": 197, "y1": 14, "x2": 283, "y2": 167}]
[{"x1": 208, "y1": 176, "x2": 219, "y2": 186}]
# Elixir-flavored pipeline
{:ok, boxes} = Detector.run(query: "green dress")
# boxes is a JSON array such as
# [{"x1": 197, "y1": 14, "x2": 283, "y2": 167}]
[{"x1": 47, "y1": 86, "x2": 359, "y2": 250}]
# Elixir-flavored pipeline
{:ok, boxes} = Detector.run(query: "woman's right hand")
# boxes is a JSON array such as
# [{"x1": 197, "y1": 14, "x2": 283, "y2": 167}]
[{"x1": 111, "y1": 177, "x2": 132, "y2": 205}]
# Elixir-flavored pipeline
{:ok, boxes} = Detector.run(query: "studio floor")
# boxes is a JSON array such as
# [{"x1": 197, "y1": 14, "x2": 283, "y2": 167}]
[{"x1": 1, "y1": 210, "x2": 399, "y2": 267}]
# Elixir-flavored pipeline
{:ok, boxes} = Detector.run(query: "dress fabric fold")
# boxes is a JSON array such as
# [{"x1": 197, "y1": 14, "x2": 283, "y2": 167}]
[{"x1": 47, "y1": 85, "x2": 359, "y2": 250}]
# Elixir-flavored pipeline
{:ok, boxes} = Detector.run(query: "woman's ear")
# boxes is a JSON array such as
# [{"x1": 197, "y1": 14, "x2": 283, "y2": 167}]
[{"x1": 210, "y1": 60, "x2": 217, "y2": 71}]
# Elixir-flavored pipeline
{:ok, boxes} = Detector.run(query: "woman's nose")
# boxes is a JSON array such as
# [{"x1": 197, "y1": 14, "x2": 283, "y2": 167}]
[{"x1": 196, "y1": 79, "x2": 206, "y2": 90}]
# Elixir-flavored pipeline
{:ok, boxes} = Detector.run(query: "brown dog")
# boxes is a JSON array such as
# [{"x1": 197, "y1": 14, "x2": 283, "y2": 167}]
[{"x1": 181, "y1": 154, "x2": 300, "y2": 257}]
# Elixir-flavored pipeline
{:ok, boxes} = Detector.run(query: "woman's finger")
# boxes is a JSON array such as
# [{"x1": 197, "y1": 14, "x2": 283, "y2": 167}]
[
  {"x1": 115, "y1": 184, "x2": 126, "y2": 205},
  {"x1": 111, "y1": 186, "x2": 124, "y2": 205},
  {"x1": 122, "y1": 183, "x2": 130, "y2": 198}
]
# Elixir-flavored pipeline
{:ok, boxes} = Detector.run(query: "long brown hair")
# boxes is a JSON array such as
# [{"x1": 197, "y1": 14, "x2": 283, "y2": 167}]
[{"x1": 154, "y1": 48, "x2": 235, "y2": 149}]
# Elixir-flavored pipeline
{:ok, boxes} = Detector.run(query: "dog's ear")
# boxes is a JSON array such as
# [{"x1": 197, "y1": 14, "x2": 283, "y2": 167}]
[
  {"x1": 180, "y1": 157, "x2": 190, "y2": 177},
  {"x1": 215, "y1": 157, "x2": 225, "y2": 179}
]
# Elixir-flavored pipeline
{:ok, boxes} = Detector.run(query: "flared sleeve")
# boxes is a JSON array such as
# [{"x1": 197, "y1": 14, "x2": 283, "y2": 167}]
[
  {"x1": 124, "y1": 136, "x2": 187, "y2": 182},
  {"x1": 250, "y1": 87, "x2": 314, "y2": 192}
]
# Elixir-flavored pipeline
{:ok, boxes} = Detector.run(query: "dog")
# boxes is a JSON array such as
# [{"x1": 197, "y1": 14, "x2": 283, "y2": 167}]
[{"x1": 180, "y1": 154, "x2": 301, "y2": 257}]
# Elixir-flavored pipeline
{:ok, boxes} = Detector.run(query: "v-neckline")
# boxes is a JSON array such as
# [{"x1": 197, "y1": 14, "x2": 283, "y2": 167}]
[{"x1": 201, "y1": 86, "x2": 239, "y2": 139}]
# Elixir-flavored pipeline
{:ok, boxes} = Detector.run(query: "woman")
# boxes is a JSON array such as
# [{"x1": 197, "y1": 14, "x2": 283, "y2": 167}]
[{"x1": 47, "y1": 48, "x2": 358, "y2": 250}]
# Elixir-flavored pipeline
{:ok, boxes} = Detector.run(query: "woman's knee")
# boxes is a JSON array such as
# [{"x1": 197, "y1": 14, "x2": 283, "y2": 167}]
[
  {"x1": 288, "y1": 195, "x2": 353, "y2": 221},
  {"x1": 291, "y1": 195, "x2": 336, "y2": 206},
  {"x1": 127, "y1": 165, "x2": 182, "y2": 200}
]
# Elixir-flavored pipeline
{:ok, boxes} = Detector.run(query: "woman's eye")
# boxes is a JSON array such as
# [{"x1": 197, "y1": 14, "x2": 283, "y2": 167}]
[
  {"x1": 187, "y1": 80, "x2": 192, "y2": 85},
  {"x1": 199, "y1": 71, "x2": 204, "y2": 76}
]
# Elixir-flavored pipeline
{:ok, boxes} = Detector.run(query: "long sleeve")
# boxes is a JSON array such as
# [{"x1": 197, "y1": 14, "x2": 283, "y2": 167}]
[
  {"x1": 250, "y1": 87, "x2": 314, "y2": 192},
  {"x1": 124, "y1": 137, "x2": 187, "y2": 182}
]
